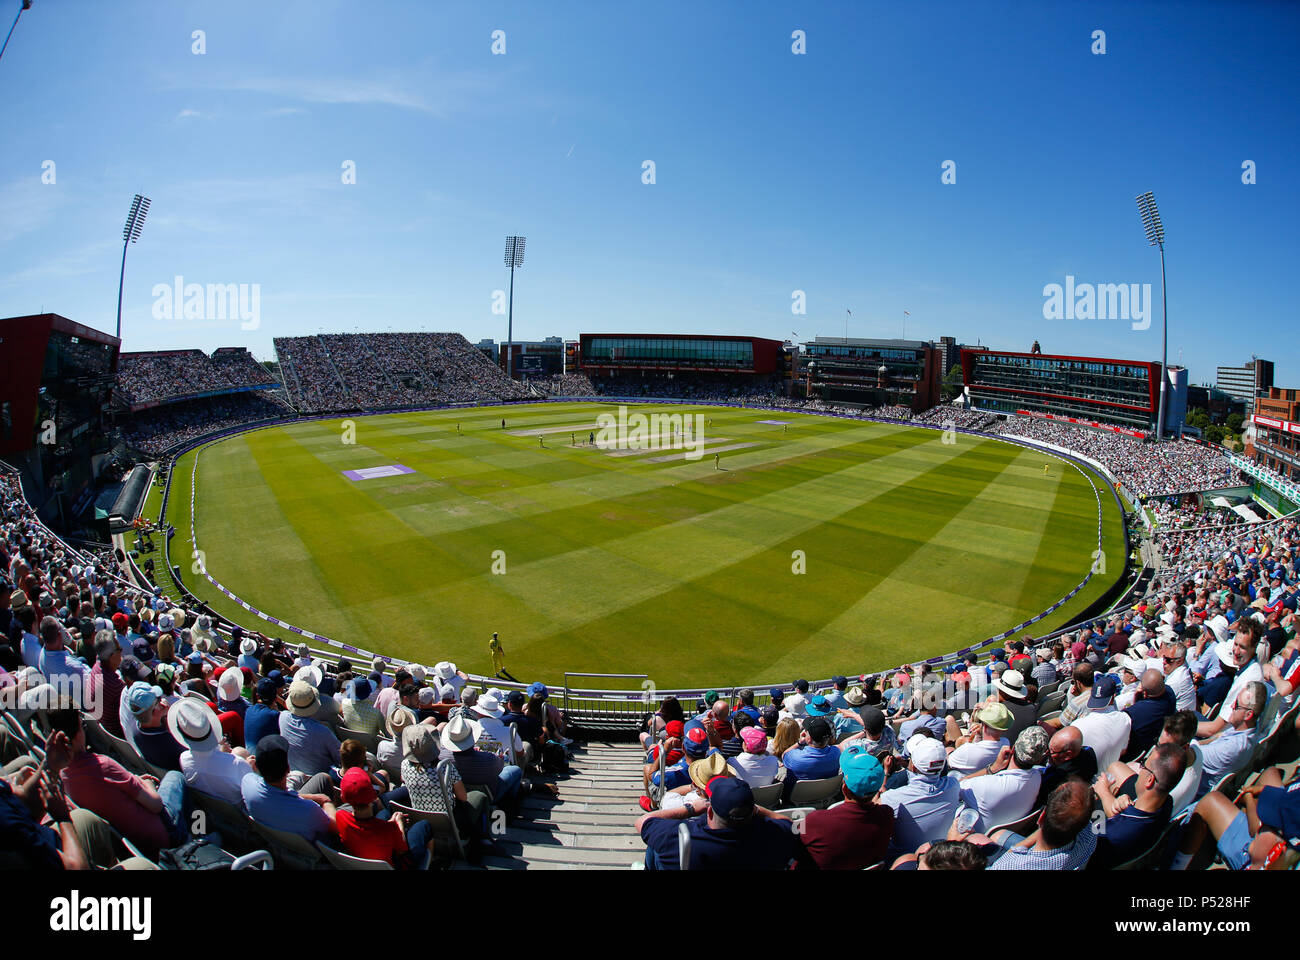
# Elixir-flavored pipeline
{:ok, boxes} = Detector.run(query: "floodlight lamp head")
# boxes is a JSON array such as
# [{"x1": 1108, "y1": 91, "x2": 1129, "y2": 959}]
[
  {"x1": 123, "y1": 194, "x2": 151, "y2": 243},
  {"x1": 504, "y1": 235, "x2": 527, "y2": 268},
  {"x1": 1134, "y1": 191, "x2": 1164, "y2": 246}
]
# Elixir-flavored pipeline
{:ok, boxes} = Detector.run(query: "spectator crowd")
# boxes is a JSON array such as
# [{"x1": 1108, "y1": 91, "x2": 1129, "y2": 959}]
[
  {"x1": 1000, "y1": 416, "x2": 1238, "y2": 498},
  {"x1": 116, "y1": 348, "x2": 275, "y2": 407},
  {"x1": 275, "y1": 333, "x2": 530, "y2": 413}
]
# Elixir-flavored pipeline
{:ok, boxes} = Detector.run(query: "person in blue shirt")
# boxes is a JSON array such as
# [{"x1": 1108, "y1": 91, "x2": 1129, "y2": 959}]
[
  {"x1": 241, "y1": 735, "x2": 337, "y2": 842},
  {"x1": 637, "y1": 776, "x2": 798, "y2": 870},
  {"x1": 731, "y1": 688, "x2": 761, "y2": 724},
  {"x1": 780, "y1": 717, "x2": 841, "y2": 802},
  {"x1": 825, "y1": 677, "x2": 850, "y2": 711},
  {"x1": 651, "y1": 727, "x2": 712, "y2": 793},
  {"x1": 278, "y1": 681, "x2": 341, "y2": 779},
  {"x1": 244, "y1": 679, "x2": 283, "y2": 748}
]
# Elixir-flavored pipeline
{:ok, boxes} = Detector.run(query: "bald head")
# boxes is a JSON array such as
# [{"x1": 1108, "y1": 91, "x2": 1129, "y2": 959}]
[
  {"x1": 1140, "y1": 669, "x2": 1166, "y2": 698},
  {"x1": 1049, "y1": 726, "x2": 1082, "y2": 764}
]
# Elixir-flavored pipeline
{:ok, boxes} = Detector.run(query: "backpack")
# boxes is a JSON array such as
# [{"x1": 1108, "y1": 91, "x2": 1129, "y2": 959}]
[
  {"x1": 541, "y1": 740, "x2": 569, "y2": 775},
  {"x1": 157, "y1": 833, "x2": 237, "y2": 870}
]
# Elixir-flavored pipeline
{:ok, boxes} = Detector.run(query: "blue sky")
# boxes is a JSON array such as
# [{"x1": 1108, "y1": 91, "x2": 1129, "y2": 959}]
[{"x1": 1, "y1": 0, "x2": 1296, "y2": 385}]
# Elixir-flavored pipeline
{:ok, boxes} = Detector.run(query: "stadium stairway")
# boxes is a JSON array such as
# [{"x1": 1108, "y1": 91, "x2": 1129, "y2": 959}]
[{"x1": 455, "y1": 740, "x2": 645, "y2": 870}]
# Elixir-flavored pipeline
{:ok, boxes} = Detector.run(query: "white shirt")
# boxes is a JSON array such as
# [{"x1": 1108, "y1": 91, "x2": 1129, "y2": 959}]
[
  {"x1": 947, "y1": 736, "x2": 1009, "y2": 775},
  {"x1": 661, "y1": 788, "x2": 706, "y2": 812},
  {"x1": 377, "y1": 738, "x2": 405, "y2": 783},
  {"x1": 120, "y1": 697, "x2": 142, "y2": 750},
  {"x1": 1169, "y1": 742, "x2": 1202, "y2": 817},
  {"x1": 1071, "y1": 707, "x2": 1132, "y2": 771},
  {"x1": 473, "y1": 712, "x2": 524, "y2": 761},
  {"x1": 1216, "y1": 661, "x2": 1263, "y2": 722},
  {"x1": 181, "y1": 747, "x2": 253, "y2": 804},
  {"x1": 959, "y1": 765, "x2": 1042, "y2": 832},
  {"x1": 1164, "y1": 664, "x2": 1197, "y2": 712},
  {"x1": 730, "y1": 752, "x2": 780, "y2": 787}
]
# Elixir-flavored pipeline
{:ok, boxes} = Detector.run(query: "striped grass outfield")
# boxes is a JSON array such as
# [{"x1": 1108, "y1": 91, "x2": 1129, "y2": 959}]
[{"x1": 160, "y1": 403, "x2": 1126, "y2": 688}]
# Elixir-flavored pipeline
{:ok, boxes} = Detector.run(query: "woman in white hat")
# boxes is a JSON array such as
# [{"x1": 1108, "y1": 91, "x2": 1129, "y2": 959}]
[
  {"x1": 237, "y1": 637, "x2": 261, "y2": 672},
  {"x1": 169, "y1": 698, "x2": 251, "y2": 804},
  {"x1": 216, "y1": 667, "x2": 249, "y2": 719}
]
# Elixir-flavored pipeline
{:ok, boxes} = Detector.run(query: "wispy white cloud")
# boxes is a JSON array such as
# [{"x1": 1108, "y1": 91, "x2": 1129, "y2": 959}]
[
  {"x1": 156, "y1": 61, "x2": 567, "y2": 118},
  {"x1": 0, "y1": 240, "x2": 115, "y2": 290},
  {"x1": 175, "y1": 108, "x2": 203, "y2": 120},
  {"x1": 0, "y1": 178, "x2": 65, "y2": 245}
]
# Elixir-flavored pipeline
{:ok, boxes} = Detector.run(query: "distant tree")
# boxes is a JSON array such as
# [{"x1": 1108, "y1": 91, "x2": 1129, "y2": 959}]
[
  {"x1": 941, "y1": 364, "x2": 965, "y2": 401},
  {"x1": 1226, "y1": 412, "x2": 1244, "y2": 433},
  {"x1": 1204, "y1": 423, "x2": 1226, "y2": 445},
  {"x1": 1185, "y1": 408, "x2": 1210, "y2": 429}
]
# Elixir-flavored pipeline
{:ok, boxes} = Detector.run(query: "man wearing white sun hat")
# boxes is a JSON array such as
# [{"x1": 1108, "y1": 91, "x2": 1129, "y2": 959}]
[
  {"x1": 295, "y1": 662, "x2": 342, "y2": 732},
  {"x1": 172, "y1": 697, "x2": 252, "y2": 804},
  {"x1": 470, "y1": 691, "x2": 528, "y2": 765},
  {"x1": 433, "y1": 661, "x2": 469, "y2": 701},
  {"x1": 279, "y1": 679, "x2": 340, "y2": 784}
]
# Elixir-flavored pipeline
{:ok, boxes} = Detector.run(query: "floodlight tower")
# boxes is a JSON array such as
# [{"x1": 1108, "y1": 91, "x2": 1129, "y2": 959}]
[
  {"x1": 503, "y1": 236, "x2": 527, "y2": 380},
  {"x1": 1135, "y1": 191, "x2": 1167, "y2": 439},
  {"x1": 0, "y1": 1, "x2": 33, "y2": 64},
  {"x1": 116, "y1": 194, "x2": 151, "y2": 340}
]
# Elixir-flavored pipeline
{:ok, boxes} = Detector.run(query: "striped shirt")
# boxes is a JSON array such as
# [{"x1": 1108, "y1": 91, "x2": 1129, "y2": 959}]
[{"x1": 987, "y1": 829, "x2": 1096, "y2": 870}]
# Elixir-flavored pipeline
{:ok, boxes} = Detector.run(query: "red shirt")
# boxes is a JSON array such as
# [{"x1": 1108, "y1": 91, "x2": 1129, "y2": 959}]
[
  {"x1": 796, "y1": 800, "x2": 894, "y2": 871},
  {"x1": 335, "y1": 809, "x2": 405, "y2": 865},
  {"x1": 60, "y1": 752, "x2": 170, "y2": 857}
]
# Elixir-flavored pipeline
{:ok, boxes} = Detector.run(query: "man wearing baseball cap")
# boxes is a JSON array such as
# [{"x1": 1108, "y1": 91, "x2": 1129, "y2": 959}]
[
  {"x1": 646, "y1": 725, "x2": 712, "y2": 799},
  {"x1": 127, "y1": 681, "x2": 184, "y2": 773},
  {"x1": 795, "y1": 746, "x2": 893, "y2": 870},
  {"x1": 335, "y1": 767, "x2": 434, "y2": 869},
  {"x1": 244, "y1": 677, "x2": 284, "y2": 749},
  {"x1": 780, "y1": 716, "x2": 840, "y2": 791},
  {"x1": 1069, "y1": 673, "x2": 1132, "y2": 770},
  {"x1": 879, "y1": 734, "x2": 961, "y2": 859},
  {"x1": 957, "y1": 726, "x2": 1047, "y2": 833},
  {"x1": 838, "y1": 703, "x2": 896, "y2": 759},
  {"x1": 945, "y1": 703, "x2": 1012, "y2": 776},
  {"x1": 636, "y1": 774, "x2": 798, "y2": 870},
  {"x1": 730, "y1": 725, "x2": 779, "y2": 788}
]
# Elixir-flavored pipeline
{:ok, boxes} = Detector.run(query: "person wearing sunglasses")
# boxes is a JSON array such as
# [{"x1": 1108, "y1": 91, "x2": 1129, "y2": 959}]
[{"x1": 1089, "y1": 742, "x2": 1185, "y2": 869}]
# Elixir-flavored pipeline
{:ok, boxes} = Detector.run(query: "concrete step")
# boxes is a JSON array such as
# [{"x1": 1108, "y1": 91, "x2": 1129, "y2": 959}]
[
  {"x1": 508, "y1": 842, "x2": 643, "y2": 867},
  {"x1": 504, "y1": 823, "x2": 643, "y2": 849}
]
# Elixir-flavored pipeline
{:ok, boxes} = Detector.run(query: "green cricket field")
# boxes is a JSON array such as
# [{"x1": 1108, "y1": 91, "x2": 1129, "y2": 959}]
[{"x1": 154, "y1": 402, "x2": 1126, "y2": 688}]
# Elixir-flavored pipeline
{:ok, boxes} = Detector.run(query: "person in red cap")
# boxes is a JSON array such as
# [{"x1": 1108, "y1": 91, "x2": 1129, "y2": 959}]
[
  {"x1": 641, "y1": 720, "x2": 686, "y2": 794},
  {"x1": 111, "y1": 613, "x2": 131, "y2": 653},
  {"x1": 335, "y1": 768, "x2": 434, "y2": 869}
]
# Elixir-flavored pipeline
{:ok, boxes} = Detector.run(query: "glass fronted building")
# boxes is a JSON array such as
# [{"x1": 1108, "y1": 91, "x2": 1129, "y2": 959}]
[
  {"x1": 961, "y1": 349, "x2": 1185, "y2": 434},
  {"x1": 801, "y1": 337, "x2": 942, "y2": 411},
  {"x1": 578, "y1": 334, "x2": 781, "y2": 374},
  {"x1": 0, "y1": 314, "x2": 119, "y2": 530}
]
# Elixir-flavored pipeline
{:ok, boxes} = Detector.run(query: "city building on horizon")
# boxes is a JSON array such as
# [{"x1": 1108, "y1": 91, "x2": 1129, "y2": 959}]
[{"x1": 1216, "y1": 358, "x2": 1274, "y2": 404}]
